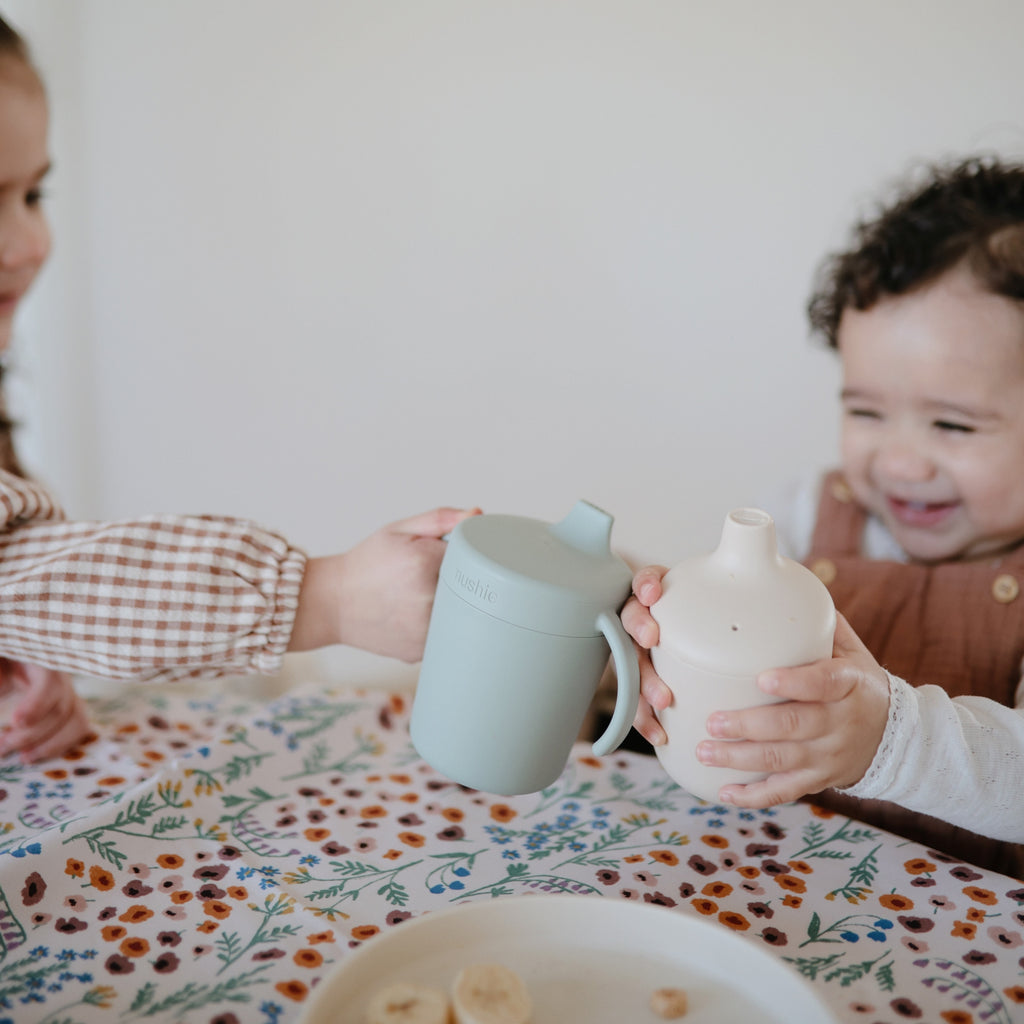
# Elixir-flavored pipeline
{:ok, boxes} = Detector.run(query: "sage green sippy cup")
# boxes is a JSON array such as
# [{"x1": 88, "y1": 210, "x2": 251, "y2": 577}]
[{"x1": 410, "y1": 500, "x2": 640, "y2": 795}]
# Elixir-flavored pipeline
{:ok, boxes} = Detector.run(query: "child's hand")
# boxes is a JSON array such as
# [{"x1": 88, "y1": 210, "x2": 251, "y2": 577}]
[
  {"x1": 620, "y1": 565, "x2": 672, "y2": 745},
  {"x1": 290, "y1": 507, "x2": 482, "y2": 662},
  {"x1": 0, "y1": 661, "x2": 92, "y2": 763},
  {"x1": 698, "y1": 613, "x2": 891, "y2": 807}
]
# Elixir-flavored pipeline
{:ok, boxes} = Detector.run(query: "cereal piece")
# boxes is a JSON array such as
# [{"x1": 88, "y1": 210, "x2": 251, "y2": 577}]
[
  {"x1": 365, "y1": 982, "x2": 451, "y2": 1024},
  {"x1": 650, "y1": 986, "x2": 689, "y2": 1019}
]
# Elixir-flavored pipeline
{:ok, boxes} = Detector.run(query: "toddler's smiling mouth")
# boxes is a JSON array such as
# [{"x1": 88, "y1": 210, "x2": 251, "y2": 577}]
[{"x1": 886, "y1": 496, "x2": 959, "y2": 528}]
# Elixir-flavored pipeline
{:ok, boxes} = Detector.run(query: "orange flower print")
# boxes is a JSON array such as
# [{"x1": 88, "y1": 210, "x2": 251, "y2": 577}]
[
  {"x1": 691, "y1": 899, "x2": 718, "y2": 916},
  {"x1": 904, "y1": 858, "x2": 936, "y2": 875},
  {"x1": 952, "y1": 920, "x2": 977, "y2": 940},
  {"x1": 308, "y1": 930, "x2": 335, "y2": 945},
  {"x1": 702, "y1": 882, "x2": 733, "y2": 899},
  {"x1": 157, "y1": 853, "x2": 185, "y2": 869},
  {"x1": 1004, "y1": 985, "x2": 1024, "y2": 1004},
  {"x1": 304, "y1": 828, "x2": 331, "y2": 842},
  {"x1": 737, "y1": 866, "x2": 761, "y2": 879},
  {"x1": 809, "y1": 805, "x2": 835, "y2": 818},
  {"x1": 783, "y1": 894, "x2": 802, "y2": 908},
  {"x1": 718, "y1": 911, "x2": 750, "y2": 931},
  {"x1": 578, "y1": 756, "x2": 602, "y2": 768},
  {"x1": 775, "y1": 875, "x2": 806, "y2": 894},
  {"x1": 787, "y1": 860, "x2": 813, "y2": 874},
  {"x1": 197, "y1": 920, "x2": 219, "y2": 934},
  {"x1": 940, "y1": 1011, "x2": 974, "y2": 1024},
  {"x1": 88, "y1": 866, "x2": 115, "y2": 891},
  {"x1": 360, "y1": 806, "x2": 387, "y2": 819},
  {"x1": 623, "y1": 855, "x2": 644, "y2": 864},
  {"x1": 398, "y1": 832, "x2": 425, "y2": 848},
  {"x1": 118, "y1": 906, "x2": 154, "y2": 924},
  {"x1": 65, "y1": 859, "x2": 84, "y2": 878},
  {"x1": 966, "y1": 907, "x2": 986, "y2": 922},
  {"x1": 702, "y1": 834, "x2": 728, "y2": 849},
  {"x1": 879, "y1": 893, "x2": 914, "y2": 912},
  {"x1": 294, "y1": 948, "x2": 324, "y2": 968},
  {"x1": 389, "y1": 773, "x2": 412, "y2": 785},
  {"x1": 203, "y1": 900, "x2": 232, "y2": 920},
  {"x1": 351, "y1": 925, "x2": 380, "y2": 941},
  {"x1": 963, "y1": 886, "x2": 997, "y2": 906},
  {"x1": 119, "y1": 937, "x2": 150, "y2": 958},
  {"x1": 275, "y1": 980, "x2": 308, "y2": 1002},
  {"x1": 227, "y1": 886, "x2": 248, "y2": 900},
  {"x1": 441, "y1": 808, "x2": 464, "y2": 822},
  {"x1": 650, "y1": 850, "x2": 679, "y2": 866},
  {"x1": 169, "y1": 890, "x2": 193, "y2": 904},
  {"x1": 101, "y1": 925, "x2": 127, "y2": 942},
  {"x1": 489, "y1": 804, "x2": 517, "y2": 823},
  {"x1": 44, "y1": 769, "x2": 68, "y2": 780},
  {"x1": 383, "y1": 850, "x2": 402, "y2": 860}
]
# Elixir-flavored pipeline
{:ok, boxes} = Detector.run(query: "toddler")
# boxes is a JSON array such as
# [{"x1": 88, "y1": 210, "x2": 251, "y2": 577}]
[
  {"x1": 0, "y1": 15, "x2": 476, "y2": 762},
  {"x1": 625, "y1": 156, "x2": 1024, "y2": 878}
]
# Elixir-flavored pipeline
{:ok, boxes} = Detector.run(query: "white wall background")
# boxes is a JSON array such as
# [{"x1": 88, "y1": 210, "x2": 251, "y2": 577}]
[{"x1": 3, "y1": 0, "x2": 1024, "y2": 685}]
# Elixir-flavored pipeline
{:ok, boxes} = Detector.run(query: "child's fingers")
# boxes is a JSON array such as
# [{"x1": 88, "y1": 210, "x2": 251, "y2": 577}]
[
  {"x1": 389, "y1": 507, "x2": 482, "y2": 540},
  {"x1": 621, "y1": 596, "x2": 659, "y2": 649},
  {"x1": 8, "y1": 663, "x2": 63, "y2": 727},
  {"x1": 697, "y1": 737, "x2": 818, "y2": 777},
  {"x1": 631, "y1": 565, "x2": 668, "y2": 608},
  {"x1": 631, "y1": 701, "x2": 666, "y2": 746},
  {"x1": 755, "y1": 660, "x2": 859, "y2": 705},
  {"x1": 717, "y1": 770, "x2": 822, "y2": 809},
  {"x1": 705, "y1": 700, "x2": 832, "y2": 743},
  {"x1": 20, "y1": 700, "x2": 91, "y2": 763}
]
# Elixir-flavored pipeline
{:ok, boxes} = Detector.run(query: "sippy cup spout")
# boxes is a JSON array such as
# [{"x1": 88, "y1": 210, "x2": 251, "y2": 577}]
[{"x1": 550, "y1": 500, "x2": 614, "y2": 557}]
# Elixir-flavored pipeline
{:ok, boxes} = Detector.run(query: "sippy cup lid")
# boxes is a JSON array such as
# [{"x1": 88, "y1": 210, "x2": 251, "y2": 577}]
[
  {"x1": 439, "y1": 500, "x2": 633, "y2": 636},
  {"x1": 651, "y1": 508, "x2": 836, "y2": 674}
]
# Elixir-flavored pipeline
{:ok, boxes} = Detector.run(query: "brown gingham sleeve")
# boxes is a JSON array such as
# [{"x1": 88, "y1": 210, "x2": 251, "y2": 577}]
[{"x1": 0, "y1": 470, "x2": 307, "y2": 682}]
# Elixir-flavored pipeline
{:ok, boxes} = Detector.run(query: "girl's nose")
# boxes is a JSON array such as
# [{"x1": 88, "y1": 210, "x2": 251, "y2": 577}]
[
  {"x1": 0, "y1": 208, "x2": 49, "y2": 271},
  {"x1": 876, "y1": 434, "x2": 935, "y2": 483}
]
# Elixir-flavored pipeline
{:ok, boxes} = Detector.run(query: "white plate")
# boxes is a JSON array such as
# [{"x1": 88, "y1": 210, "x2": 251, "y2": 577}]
[{"x1": 299, "y1": 894, "x2": 839, "y2": 1024}]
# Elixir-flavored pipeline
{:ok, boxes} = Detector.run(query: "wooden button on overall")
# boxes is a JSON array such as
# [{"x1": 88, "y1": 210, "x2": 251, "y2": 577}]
[
  {"x1": 992, "y1": 574, "x2": 1020, "y2": 604},
  {"x1": 810, "y1": 558, "x2": 837, "y2": 585}
]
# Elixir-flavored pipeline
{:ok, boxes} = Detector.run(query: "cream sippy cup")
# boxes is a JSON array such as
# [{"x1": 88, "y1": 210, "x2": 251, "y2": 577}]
[{"x1": 650, "y1": 508, "x2": 836, "y2": 802}]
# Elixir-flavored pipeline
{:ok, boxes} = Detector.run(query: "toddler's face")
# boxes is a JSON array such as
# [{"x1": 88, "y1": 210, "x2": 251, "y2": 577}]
[
  {"x1": 0, "y1": 62, "x2": 50, "y2": 352},
  {"x1": 838, "y1": 263, "x2": 1024, "y2": 563}
]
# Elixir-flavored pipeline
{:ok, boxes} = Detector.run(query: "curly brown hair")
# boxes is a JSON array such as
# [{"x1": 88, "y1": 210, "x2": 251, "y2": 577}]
[
  {"x1": 807, "y1": 157, "x2": 1024, "y2": 348},
  {"x1": 0, "y1": 12, "x2": 33, "y2": 68}
]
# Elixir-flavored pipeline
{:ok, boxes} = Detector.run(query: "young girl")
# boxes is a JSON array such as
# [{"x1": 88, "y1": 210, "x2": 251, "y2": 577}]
[
  {"x1": 625, "y1": 156, "x2": 1024, "y2": 878},
  {"x1": 0, "y1": 16, "x2": 476, "y2": 762}
]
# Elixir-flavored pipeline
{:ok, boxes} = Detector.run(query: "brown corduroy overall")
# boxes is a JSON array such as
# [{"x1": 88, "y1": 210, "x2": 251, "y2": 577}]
[{"x1": 804, "y1": 471, "x2": 1024, "y2": 879}]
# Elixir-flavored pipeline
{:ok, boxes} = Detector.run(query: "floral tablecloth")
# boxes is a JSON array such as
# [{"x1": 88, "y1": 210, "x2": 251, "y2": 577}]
[{"x1": 1, "y1": 681, "x2": 1022, "y2": 1024}]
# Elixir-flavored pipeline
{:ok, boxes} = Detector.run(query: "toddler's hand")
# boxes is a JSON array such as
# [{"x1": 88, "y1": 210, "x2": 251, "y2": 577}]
[
  {"x1": 696, "y1": 613, "x2": 890, "y2": 807},
  {"x1": 0, "y1": 660, "x2": 92, "y2": 763},
  {"x1": 620, "y1": 565, "x2": 672, "y2": 745},
  {"x1": 291, "y1": 507, "x2": 482, "y2": 662}
]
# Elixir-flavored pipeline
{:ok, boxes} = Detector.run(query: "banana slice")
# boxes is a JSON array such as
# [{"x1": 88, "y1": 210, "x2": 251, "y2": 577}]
[
  {"x1": 450, "y1": 963, "x2": 532, "y2": 1024},
  {"x1": 365, "y1": 982, "x2": 452, "y2": 1024}
]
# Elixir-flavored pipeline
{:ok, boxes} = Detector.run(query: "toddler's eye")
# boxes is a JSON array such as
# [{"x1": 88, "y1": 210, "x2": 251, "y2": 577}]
[
  {"x1": 845, "y1": 407, "x2": 881, "y2": 420},
  {"x1": 25, "y1": 187, "x2": 47, "y2": 208},
  {"x1": 934, "y1": 420, "x2": 974, "y2": 433}
]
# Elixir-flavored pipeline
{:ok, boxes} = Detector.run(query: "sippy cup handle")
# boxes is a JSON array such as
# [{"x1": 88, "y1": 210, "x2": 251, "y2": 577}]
[{"x1": 590, "y1": 611, "x2": 641, "y2": 756}]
